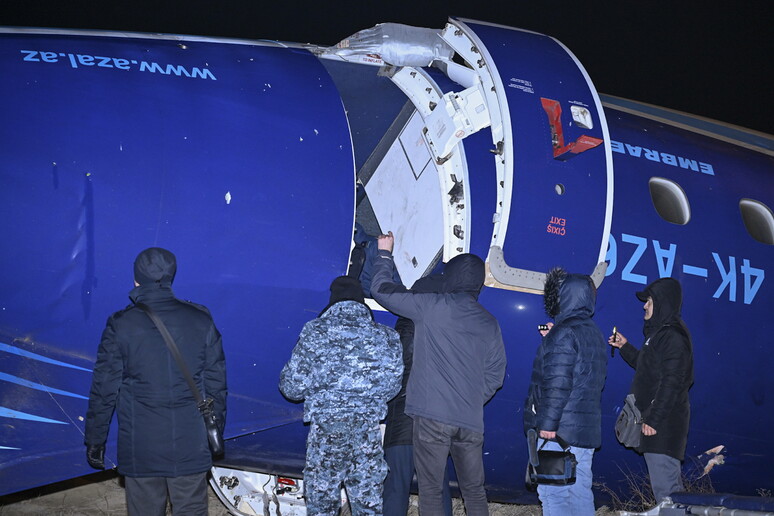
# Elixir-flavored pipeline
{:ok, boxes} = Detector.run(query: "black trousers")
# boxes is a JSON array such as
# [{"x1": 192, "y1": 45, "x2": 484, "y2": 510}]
[
  {"x1": 412, "y1": 415, "x2": 488, "y2": 516},
  {"x1": 125, "y1": 471, "x2": 208, "y2": 516},
  {"x1": 383, "y1": 444, "x2": 453, "y2": 516}
]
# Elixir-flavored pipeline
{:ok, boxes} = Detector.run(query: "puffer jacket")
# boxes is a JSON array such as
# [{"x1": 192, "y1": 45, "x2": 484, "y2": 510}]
[
  {"x1": 85, "y1": 284, "x2": 227, "y2": 477},
  {"x1": 619, "y1": 277, "x2": 693, "y2": 460},
  {"x1": 524, "y1": 270, "x2": 608, "y2": 448},
  {"x1": 279, "y1": 301, "x2": 403, "y2": 423}
]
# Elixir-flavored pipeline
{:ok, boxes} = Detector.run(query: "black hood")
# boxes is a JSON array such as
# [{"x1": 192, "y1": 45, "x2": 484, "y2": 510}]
[
  {"x1": 638, "y1": 277, "x2": 683, "y2": 335},
  {"x1": 544, "y1": 267, "x2": 596, "y2": 321},
  {"x1": 443, "y1": 253, "x2": 485, "y2": 298},
  {"x1": 133, "y1": 247, "x2": 177, "y2": 286},
  {"x1": 411, "y1": 273, "x2": 446, "y2": 293}
]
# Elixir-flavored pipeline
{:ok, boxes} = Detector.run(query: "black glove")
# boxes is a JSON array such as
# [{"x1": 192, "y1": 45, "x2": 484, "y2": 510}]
[{"x1": 86, "y1": 443, "x2": 105, "y2": 470}]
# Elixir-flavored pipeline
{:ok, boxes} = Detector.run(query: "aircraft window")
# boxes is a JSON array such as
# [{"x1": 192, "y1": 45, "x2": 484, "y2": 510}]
[
  {"x1": 555, "y1": 183, "x2": 566, "y2": 195},
  {"x1": 739, "y1": 199, "x2": 774, "y2": 245},
  {"x1": 648, "y1": 177, "x2": 690, "y2": 225}
]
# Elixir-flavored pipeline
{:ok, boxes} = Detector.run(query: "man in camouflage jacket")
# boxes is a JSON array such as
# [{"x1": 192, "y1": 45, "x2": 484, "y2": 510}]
[{"x1": 279, "y1": 276, "x2": 403, "y2": 515}]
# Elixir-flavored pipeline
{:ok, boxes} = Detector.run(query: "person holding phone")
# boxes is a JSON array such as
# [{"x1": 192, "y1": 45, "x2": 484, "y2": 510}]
[{"x1": 608, "y1": 277, "x2": 694, "y2": 504}]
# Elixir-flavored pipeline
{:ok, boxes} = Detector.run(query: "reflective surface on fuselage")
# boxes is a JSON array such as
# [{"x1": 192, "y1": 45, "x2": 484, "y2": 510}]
[{"x1": 0, "y1": 32, "x2": 354, "y2": 495}]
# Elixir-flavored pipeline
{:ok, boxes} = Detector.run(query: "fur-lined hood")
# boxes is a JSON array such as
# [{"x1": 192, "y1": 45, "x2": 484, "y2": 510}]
[{"x1": 544, "y1": 267, "x2": 596, "y2": 321}]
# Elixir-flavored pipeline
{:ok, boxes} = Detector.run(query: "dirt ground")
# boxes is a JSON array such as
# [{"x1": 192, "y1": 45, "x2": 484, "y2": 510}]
[{"x1": 0, "y1": 471, "x2": 618, "y2": 515}]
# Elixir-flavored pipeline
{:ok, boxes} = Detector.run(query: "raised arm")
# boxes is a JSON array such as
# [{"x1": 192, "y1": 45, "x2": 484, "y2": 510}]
[{"x1": 370, "y1": 232, "x2": 424, "y2": 319}]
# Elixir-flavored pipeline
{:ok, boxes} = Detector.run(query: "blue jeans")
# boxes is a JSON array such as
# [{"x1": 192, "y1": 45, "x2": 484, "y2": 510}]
[{"x1": 536, "y1": 439, "x2": 595, "y2": 516}]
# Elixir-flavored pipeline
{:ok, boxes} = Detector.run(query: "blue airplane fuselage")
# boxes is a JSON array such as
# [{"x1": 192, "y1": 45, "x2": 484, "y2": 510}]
[{"x1": 0, "y1": 20, "x2": 771, "y2": 503}]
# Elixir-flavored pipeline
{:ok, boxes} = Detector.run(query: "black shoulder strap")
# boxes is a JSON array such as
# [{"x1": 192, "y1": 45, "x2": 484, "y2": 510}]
[
  {"x1": 135, "y1": 302, "x2": 204, "y2": 406},
  {"x1": 554, "y1": 434, "x2": 572, "y2": 450}
]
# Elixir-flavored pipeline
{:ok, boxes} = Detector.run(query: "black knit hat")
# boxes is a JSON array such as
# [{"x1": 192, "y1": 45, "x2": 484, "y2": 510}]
[
  {"x1": 133, "y1": 247, "x2": 177, "y2": 286},
  {"x1": 328, "y1": 275, "x2": 365, "y2": 305}
]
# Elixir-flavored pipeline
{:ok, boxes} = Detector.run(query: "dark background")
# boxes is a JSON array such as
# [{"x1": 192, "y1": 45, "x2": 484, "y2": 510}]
[{"x1": 2, "y1": 1, "x2": 772, "y2": 134}]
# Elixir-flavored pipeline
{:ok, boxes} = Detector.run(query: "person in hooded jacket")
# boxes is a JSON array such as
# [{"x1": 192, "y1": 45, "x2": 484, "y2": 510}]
[
  {"x1": 381, "y1": 275, "x2": 452, "y2": 516},
  {"x1": 371, "y1": 231, "x2": 507, "y2": 516},
  {"x1": 524, "y1": 268, "x2": 608, "y2": 516},
  {"x1": 85, "y1": 247, "x2": 227, "y2": 516},
  {"x1": 609, "y1": 277, "x2": 694, "y2": 504},
  {"x1": 279, "y1": 275, "x2": 403, "y2": 515}
]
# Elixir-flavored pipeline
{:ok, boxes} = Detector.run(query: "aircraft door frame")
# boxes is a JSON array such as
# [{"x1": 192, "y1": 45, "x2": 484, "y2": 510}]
[{"x1": 449, "y1": 19, "x2": 614, "y2": 293}]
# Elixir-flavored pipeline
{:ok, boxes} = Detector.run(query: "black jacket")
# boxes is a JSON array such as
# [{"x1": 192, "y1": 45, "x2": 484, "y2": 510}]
[
  {"x1": 372, "y1": 251, "x2": 506, "y2": 434},
  {"x1": 85, "y1": 284, "x2": 226, "y2": 477},
  {"x1": 620, "y1": 277, "x2": 693, "y2": 460},
  {"x1": 524, "y1": 271, "x2": 608, "y2": 448},
  {"x1": 383, "y1": 316, "x2": 415, "y2": 447}
]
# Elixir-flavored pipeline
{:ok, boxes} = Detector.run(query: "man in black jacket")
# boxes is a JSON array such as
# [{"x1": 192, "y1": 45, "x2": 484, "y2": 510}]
[
  {"x1": 609, "y1": 277, "x2": 694, "y2": 503},
  {"x1": 524, "y1": 268, "x2": 608, "y2": 516},
  {"x1": 372, "y1": 231, "x2": 506, "y2": 516},
  {"x1": 85, "y1": 247, "x2": 227, "y2": 516}
]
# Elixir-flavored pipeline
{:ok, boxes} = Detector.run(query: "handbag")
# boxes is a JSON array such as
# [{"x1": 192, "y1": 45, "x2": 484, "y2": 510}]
[
  {"x1": 136, "y1": 302, "x2": 225, "y2": 457},
  {"x1": 615, "y1": 393, "x2": 643, "y2": 449},
  {"x1": 525, "y1": 429, "x2": 577, "y2": 488}
]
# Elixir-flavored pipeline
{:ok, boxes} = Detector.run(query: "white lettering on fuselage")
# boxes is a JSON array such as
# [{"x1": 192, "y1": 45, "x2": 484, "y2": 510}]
[
  {"x1": 610, "y1": 139, "x2": 714, "y2": 175},
  {"x1": 20, "y1": 50, "x2": 216, "y2": 80},
  {"x1": 606, "y1": 233, "x2": 765, "y2": 304}
]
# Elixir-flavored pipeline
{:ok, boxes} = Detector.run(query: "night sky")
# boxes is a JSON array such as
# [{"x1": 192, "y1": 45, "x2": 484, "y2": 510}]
[{"x1": 2, "y1": 1, "x2": 772, "y2": 134}]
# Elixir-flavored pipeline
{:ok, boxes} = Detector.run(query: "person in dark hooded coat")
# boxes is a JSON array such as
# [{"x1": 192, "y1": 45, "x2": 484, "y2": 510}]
[
  {"x1": 381, "y1": 274, "x2": 452, "y2": 516},
  {"x1": 524, "y1": 268, "x2": 608, "y2": 516},
  {"x1": 371, "y1": 231, "x2": 506, "y2": 516},
  {"x1": 85, "y1": 247, "x2": 227, "y2": 516},
  {"x1": 609, "y1": 277, "x2": 694, "y2": 503}
]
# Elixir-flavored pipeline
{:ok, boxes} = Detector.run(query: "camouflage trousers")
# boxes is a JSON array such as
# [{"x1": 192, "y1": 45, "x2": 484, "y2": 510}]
[{"x1": 304, "y1": 418, "x2": 388, "y2": 515}]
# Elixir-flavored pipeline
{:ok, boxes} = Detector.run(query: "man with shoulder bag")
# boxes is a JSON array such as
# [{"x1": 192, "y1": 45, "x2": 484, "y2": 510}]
[
  {"x1": 85, "y1": 247, "x2": 227, "y2": 516},
  {"x1": 524, "y1": 268, "x2": 608, "y2": 516}
]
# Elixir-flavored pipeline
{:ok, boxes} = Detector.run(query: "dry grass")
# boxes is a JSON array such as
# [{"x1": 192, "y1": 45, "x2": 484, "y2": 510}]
[{"x1": 594, "y1": 457, "x2": 717, "y2": 513}]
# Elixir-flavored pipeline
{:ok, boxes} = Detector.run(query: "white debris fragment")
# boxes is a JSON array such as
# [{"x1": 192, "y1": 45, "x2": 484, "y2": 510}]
[
  {"x1": 299, "y1": 137, "x2": 304, "y2": 142},
  {"x1": 78, "y1": 416, "x2": 84, "y2": 421},
  {"x1": 314, "y1": 129, "x2": 319, "y2": 135},
  {"x1": 225, "y1": 191, "x2": 232, "y2": 205},
  {"x1": 701, "y1": 454, "x2": 725, "y2": 477},
  {"x1": 698, "y1": 445, "x2": 726, "y2": 477}
]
